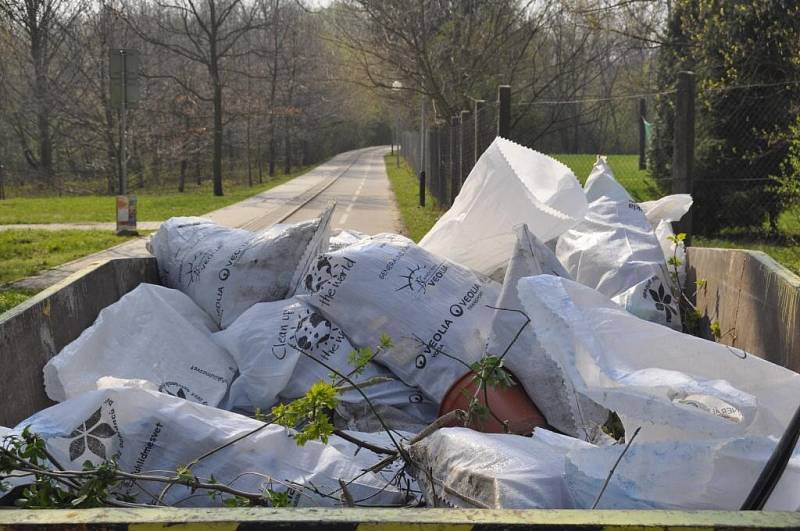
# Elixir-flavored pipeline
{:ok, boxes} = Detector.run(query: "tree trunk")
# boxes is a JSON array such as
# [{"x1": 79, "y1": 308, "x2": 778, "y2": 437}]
[
  {"x1": 246, "y1": 117, "x2": 252, "y2": 187},
  {"x1": 268, "y1": 118, "x2": 276, "y2": 177},
  {"x1": 212, "y1": 81, "x2": 224, "y2": 196},
  {"x1": 258, "y1": 142, "x2": 264, "y2": 184},
  {"x1": 178, "y1": 159, "x2": 187, "y2": 192},
  {"x1": 284, "y1": 121, "x2": 291, "y2": 175}
]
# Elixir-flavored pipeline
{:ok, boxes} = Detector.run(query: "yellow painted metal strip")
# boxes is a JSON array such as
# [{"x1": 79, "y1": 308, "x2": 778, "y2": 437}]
[
  {"x1": 131, "y1": 523, "x2": 238, "y2": 531},
  {"x1": 604, "y1": 527, "x2": 716, "y2": 531},
  {"x1": 358, "y1": 524, "x2": 472, "y2": 531}
]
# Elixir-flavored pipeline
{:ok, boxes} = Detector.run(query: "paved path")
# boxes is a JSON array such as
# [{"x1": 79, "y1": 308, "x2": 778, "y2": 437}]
[
  {"x1": 281, "y1": 145, "x2": 402, "y2": 233},
  {"x1": 10, "y1": 146, "x2": 399, "y2": 290}
]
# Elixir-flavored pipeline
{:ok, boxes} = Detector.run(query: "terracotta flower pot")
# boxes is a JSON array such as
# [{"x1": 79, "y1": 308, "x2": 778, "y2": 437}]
[{"x1": 438, "y1": 368, "x2": 547, "y2": 435}]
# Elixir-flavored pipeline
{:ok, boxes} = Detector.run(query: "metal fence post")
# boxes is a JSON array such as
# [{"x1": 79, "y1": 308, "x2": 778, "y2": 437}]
[
  {"x1": 673, "y1": 71, "x2": 695, "y2": 241},
  {"x1": 450, "y1": 116, "x2": 460, "y2": 204},
  {"x1": 497, "y1": 85, "x2": 511, "y2": 138},
  {"x1": 473, "y1": 100, "x2": 484, "y2": 166},
  {"x1": 639, "y1": 97, "x2": 647, "y2": 170},
  {"x1": 460, "y1": 110, "x2": 471, "y2": 185}
]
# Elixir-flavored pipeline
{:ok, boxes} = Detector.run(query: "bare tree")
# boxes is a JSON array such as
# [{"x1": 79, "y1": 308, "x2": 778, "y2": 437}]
[
  {"x1": 0, "y1": 0, "x2": 83, "y2": 186},
  {"x1": 122, "y1": 0, "x2": 261, "y2": 196}
]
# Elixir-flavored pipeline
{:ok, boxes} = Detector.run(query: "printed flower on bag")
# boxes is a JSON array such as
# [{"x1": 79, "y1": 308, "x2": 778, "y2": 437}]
[
  {"x1": 67, "y1": 408, "x2": 115, "y2": 462},
  {"x1": 648, "y1": 282, "x2": 677, "y2": 323}
]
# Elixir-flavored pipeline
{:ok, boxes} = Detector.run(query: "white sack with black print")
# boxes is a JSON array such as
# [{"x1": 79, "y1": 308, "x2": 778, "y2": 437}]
[
  {"x1": 556, "y1": 156, "x2": 681, "y2": 329},
  {"x1": 517, "y1": 275, "x2": 800, "y2": 443},
  {"x1": 43, "y1": 283, "x2": 236, "y2": 407},
  {"x1": 147, "y1": 207, "x2": 332, "y2": 328},
  {"x1": 213, "y1": 297, "x2": 436, "y2": 422},
  {"x1": 13, "y1": 387, "x2": 408, "y2": 507},
  {"x1": 297, "y1": 233, "x2": 501, "y2": 403},
  {"x1": 419, "y1": 137, "x2": 587, "y2": 277}
]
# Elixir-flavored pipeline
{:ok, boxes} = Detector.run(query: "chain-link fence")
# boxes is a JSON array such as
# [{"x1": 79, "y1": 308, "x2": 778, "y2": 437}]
[{"x1": 399, "y1": 78, "x2": 800, "y2": 247}]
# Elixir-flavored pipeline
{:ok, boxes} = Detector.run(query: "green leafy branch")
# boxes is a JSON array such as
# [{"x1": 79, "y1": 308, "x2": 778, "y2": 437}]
[{"x1": 665, "y1": 232, "x2": 722, "y2": 339}]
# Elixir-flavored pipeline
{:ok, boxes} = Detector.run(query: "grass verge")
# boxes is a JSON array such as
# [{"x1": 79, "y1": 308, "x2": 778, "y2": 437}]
[
  {"x1": 0, "y1": 229, "x2": 140, "y2": 285},
  {"x1": 0, "y1": 229, "x2": 141, "y2": 312},
  {"x1": 0, "y1": 287, "x2": 38, "y2": 314},
  {"x1": 384, "y1": 154, "x2": 443, "y2": 242},
  {"x1": 0, "y1": 166, "x2": 314, "y2": 225}
]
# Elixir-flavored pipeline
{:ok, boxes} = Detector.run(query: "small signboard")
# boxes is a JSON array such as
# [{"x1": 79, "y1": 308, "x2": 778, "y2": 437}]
[
  {"x1": 116, "y1": 195, "x2": 138, "y2": 235},
  {"x1": 109, "y1": 49, "x2": 141, "y2": 109}
]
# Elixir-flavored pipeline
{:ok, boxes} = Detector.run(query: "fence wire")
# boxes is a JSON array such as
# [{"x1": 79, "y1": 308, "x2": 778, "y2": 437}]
[{"x1": 400, "y1": 80, "x2": 800, "y2": 247}]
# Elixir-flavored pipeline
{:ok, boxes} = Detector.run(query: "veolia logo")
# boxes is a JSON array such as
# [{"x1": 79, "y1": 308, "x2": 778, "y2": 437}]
[{"x1": 396, "y1": 263, "x2": 448, "y2": 294}]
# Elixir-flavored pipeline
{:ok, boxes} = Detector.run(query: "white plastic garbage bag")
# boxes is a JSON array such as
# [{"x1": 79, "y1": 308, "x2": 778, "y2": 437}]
[
  {"x1": 517, "y1": 275, "x2": 800, "y2": 443},
  {"x1": 43, "y1": 283, "x2": 236, "y2": 407},
  {"x1": 419, "y1": 137, "x2": 587, "y2": 276},
  {"x1": 485, "y1": 225, "x2": 609, "y2": 440},
  {"x1": 148, "y1": 207, "x2": 332, "y2": 328},
  {"x1": 409, "y1": 427, "x2": 593, "y2": 508},
  {"x1": 328, "y1": 229, "x2": 368, "y2": 252},
  {"x1": 13, "y1": 386, "x2": 409, "y2": 507},
  {"x1": 640, "y1": 194, "x2": 693, "y2": 227},
  {"x1": 213, "y1": 296, "x2": 437, "y2": 422},
  {"x1": 297, "y1": 233, "x2": 500, "y2": 403},
  {"x1": 557, "y1": 157, "x2": 680, "y2": 329},
  {"x1": 565, "y1": 435, "x2": 800, "y2": 510}
]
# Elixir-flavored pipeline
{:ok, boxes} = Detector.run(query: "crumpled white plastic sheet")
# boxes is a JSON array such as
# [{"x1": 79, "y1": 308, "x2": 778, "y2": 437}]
[
  {"x1": 517, "y1": 275, "x2": 800, "y2": 443},
  {"x1": 420, "y1": 137, "x2": 587, "y2": 277},
  {"x1": 147, "y1": 207, "x2": 332, "y2": 328},
  {"x1": 565, "y1": 434, "x2": 800, "y2": 510},
  {"x1": 43, "y1": 283, "x2": 236, "y2": 407},
  {"x1": 12, "y1": 386, "x2": 409, "y2": 507}
]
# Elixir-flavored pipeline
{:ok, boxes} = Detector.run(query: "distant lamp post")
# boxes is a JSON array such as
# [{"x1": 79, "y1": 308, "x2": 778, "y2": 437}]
[{"x1": 392, "y1": 81, "x2": 402, "y2": 167}]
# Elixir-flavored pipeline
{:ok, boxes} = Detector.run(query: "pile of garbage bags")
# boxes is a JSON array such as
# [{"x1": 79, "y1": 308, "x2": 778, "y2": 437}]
[{"x1": 3, "y1": 138, "x2": 799, "y2": 511}]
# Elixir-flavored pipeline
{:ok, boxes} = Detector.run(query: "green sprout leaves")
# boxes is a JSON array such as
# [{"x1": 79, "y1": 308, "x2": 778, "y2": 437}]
[{"x1": 271, "y1": 381, "x2": 339, "y2": 446}]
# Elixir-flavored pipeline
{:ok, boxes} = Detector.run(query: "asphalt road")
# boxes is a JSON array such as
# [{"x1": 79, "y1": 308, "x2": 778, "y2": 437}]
[{"x1": 281, "y1": 146, "x2": 402, "y2": 234}]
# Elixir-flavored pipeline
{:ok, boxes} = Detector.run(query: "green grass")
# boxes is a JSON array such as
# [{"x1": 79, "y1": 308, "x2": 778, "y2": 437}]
[
  {"x1": 0, "y1": 287, "x2": 38, "y2": 314},
  {"x1": 550, "y1": 153, "x2": 661, "y2": 202},
  {"x1": 0, "y1": 229, "x2": 140, "y2": 285},
  {"x1": 384, "y1": 155, "x2": 443, "y2": 242},
  {"x1": 0, "y1": 166, "x2": 313, "y2": 225}
]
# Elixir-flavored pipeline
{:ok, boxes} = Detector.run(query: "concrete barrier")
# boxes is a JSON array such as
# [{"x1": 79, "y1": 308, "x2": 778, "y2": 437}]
[
  {"x1": 0, "y1": 257, "x2": 158, "y2": 427},
  {"x1": 686, "y1": 247, "x2": 800, "y2": 373}
]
